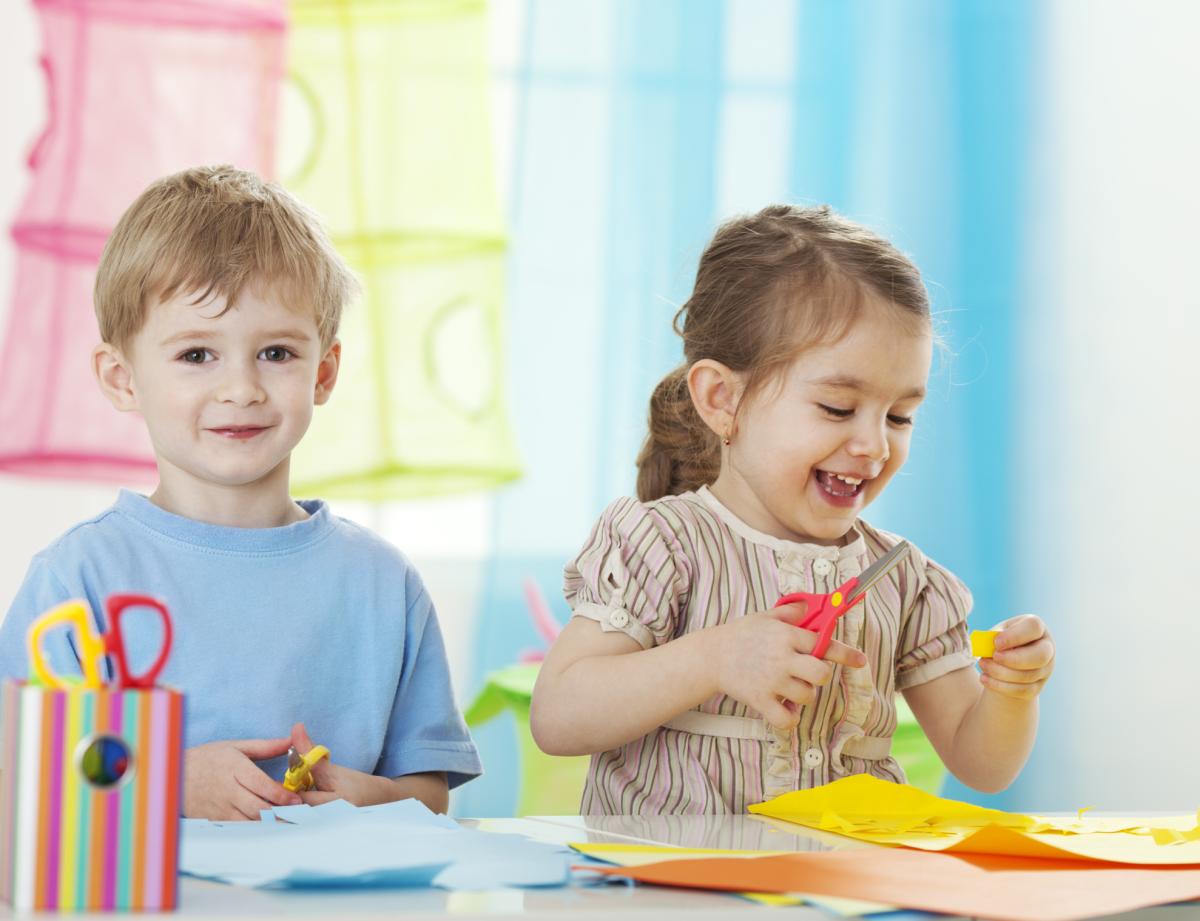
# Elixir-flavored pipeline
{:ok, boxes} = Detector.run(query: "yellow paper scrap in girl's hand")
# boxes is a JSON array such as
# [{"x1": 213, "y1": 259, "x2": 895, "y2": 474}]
[{"x1": 970, "y1": 630, "x2": 998, "y2": 658}]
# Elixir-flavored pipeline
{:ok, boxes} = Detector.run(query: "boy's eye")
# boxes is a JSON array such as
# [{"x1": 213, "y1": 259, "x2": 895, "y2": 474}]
[
  {"x1": 260, "y1": 346, "x2": 293, "y2": 362},
  {"x1": 888, "y1": 413, "x2": 915, "y2": 427},
  {"x1": 179, "y1": 348, "x2": 211, "y2": 364},
  {"x1": 818, "y1": 403, "x2": 854, "y2": 419}
]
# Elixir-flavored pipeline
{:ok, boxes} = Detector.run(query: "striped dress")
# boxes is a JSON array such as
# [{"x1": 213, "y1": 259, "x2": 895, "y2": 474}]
[{"x1": 563, "y1": 486, "x2": 974, "y2": 815}]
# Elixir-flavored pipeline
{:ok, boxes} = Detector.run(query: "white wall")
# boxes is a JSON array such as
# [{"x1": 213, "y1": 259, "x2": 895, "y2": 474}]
[{"x1": 1016, "y1": 0, "x2": 1200, "y2": 809}]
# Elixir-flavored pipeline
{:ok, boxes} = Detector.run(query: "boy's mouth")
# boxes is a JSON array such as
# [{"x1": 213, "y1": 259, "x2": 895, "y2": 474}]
[
  {"x1": 209, "y1": 425, "x2": 270, "y2": 440},
  {"x1": 815, "y1": 469, "x2": 867, "y2": 499}
]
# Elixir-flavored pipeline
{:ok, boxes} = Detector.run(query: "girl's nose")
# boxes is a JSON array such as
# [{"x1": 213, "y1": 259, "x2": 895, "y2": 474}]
[{"x1": 847, "y1": 418, "x2": 889, "y2": 464}]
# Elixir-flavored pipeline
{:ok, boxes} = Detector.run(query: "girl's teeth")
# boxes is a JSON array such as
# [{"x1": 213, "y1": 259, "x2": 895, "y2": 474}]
[{"x1": 833, "y1": 473, "x2": 863, "y2": 485}]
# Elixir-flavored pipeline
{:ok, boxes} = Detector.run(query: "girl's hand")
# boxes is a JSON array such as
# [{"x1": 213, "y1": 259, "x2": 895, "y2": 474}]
[
  {"x1": 979, "y1": 614, "x2": 1055, "y2": 702},
  {"x1": 183, "y1": 738, "x2": 302, "y2": 820},
  {"x1": 714, "y1": 603, "x2": 867, "y2": 730}
]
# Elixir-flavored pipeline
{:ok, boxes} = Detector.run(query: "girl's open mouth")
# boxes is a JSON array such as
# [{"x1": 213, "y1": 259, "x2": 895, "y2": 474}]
[{"x1": 815, "y1": 469, "x2": 865, "y2": 499}]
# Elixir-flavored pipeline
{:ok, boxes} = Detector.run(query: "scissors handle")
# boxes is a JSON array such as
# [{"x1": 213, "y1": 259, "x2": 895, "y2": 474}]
[
  {"x1": 105, "y1": 594, "x2": 173, "y2": 689},
  {"x1": 27, "y1": 599, "x2": 105, "y2": 689},
  {"x1": 775, "y1": 576, "x2": 863, "y2": 659}
]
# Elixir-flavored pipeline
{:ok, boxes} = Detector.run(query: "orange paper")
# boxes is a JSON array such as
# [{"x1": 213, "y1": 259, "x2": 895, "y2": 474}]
[{"x1": 587, "y1": 849, "x2": 1200, "y2": 921}]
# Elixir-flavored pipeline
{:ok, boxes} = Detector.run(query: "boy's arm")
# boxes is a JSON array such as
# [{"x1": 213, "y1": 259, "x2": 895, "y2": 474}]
[
  {"x1": 302, "y1": 770, "x2": 449, "y2": 813},
  {"x1": 375, "y1": 582, "x2": 483, "y2": 789},
  {"x1": 289, "y1": 721, "x2": 449, "y2": 812}
]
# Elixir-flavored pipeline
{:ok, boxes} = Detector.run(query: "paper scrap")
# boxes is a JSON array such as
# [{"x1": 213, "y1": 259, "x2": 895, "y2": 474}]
[
  {"x1": 971, "y1": 629, "x2": 998, "y2": 657},
  {"x1": 181, "y1": 799, "x2": 570, "y2": 890},
  {"x1": 750, "y1": 775, "x2": 1200, "y2": 865},
  {"x1": 588, "y1": 848, "x2": 1200, "y2": 921}
]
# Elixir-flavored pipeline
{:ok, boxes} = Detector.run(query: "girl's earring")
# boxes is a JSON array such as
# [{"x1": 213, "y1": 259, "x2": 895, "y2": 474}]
[{"x1": 723, "y1": 429, "x2": 732, "y2": 447}]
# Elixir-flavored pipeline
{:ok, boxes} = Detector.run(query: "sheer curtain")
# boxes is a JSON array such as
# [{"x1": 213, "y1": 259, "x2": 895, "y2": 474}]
[{"x1": 459, "y1": 0, "x2": 1036, "y2": 816}]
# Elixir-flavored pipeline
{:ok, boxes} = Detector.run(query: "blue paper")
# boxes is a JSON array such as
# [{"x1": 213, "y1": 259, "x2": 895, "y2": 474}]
[{"x1": 180, "y1": 799, "x2": 570, "y2": 891}]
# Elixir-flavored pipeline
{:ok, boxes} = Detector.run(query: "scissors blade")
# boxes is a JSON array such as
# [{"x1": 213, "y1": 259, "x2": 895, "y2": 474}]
[{"x1": 846, "y1": 540, "x2": 911, "y2": 604}]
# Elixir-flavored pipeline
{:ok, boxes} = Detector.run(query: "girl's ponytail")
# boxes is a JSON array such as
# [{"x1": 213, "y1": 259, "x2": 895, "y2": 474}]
[{"x1": 636, "y1": 364, "x2": 720, "y2": 501}]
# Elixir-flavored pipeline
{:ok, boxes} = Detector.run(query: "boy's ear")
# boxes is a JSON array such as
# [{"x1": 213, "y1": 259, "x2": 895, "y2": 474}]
[
  {"x1": 92, "y1": 343, "x2": 139, "y2": 412},
  {"x1": 314, "y1": 339, "x2": 341, "y2": 406},
  {"x1": 687, "y1": 359, "x2": 743, "y2": 440}
]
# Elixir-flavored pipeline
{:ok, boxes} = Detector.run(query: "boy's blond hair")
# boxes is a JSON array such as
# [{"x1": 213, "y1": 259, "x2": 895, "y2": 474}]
[{"x1": 94, "y1": 165, "x2": 357, "y2": 350}]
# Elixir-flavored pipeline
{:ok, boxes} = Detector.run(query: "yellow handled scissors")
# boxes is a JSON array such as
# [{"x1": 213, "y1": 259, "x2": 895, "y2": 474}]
[
  {"x1": 283, "y1": 744, "x2": 330, "y2": 793},
  {"x1": 27, "y1": 595, "x2": 173, "y2": 690}
]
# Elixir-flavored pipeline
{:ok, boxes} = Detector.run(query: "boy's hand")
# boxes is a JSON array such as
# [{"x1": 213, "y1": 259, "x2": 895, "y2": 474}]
[
  {"x1": 183, "y1": 738, "x2": 302, "y2": 820},
  {"x1": 714, "y1": 603, "x2": 867, "y2": 731},
  {"x1": 288, "y1": 722, "x2": 393, "y2": 808},
  {"x1": 979, "y1": 614, "x2": 1055, "y2": 702},
  {"x1": 287, "y1": 723, "x2": 449, "y2": 814}
]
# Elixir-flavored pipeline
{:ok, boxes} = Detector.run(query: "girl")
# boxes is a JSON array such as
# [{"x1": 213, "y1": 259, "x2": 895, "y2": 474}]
[{"x1": 530, "y1": 205, "x2": 1054, "y2": 815}]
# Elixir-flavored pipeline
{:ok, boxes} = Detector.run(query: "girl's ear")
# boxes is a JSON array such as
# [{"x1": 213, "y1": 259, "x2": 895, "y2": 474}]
[
  {"x1": 687, "y1": 359, "x2": 743, "y2": 439},
  {"x1": 93, "y1": 343, "x2": 139, "y2": 412},
  {"x1": 313, "y1": 339, "x2": 341, "y2": 406}
]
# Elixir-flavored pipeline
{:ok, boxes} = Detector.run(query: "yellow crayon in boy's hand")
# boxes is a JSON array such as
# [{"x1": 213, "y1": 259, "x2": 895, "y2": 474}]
[{"x1": 970, "y1": 630, "x2": 998, "y2": 658}]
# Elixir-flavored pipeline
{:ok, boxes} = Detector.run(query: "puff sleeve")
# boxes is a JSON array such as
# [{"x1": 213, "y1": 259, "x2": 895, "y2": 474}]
[
  {"x1": 895, "y1": 550, "x2": 974, "y2": 690},
  {"x1": 563, "y1": 497, "x2": 691, "y2": 649}
]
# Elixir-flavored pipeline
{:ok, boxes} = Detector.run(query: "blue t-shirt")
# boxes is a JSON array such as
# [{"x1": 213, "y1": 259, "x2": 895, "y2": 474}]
[{"x1": 0, "y1": 490, "x2": 482, "y2": 788}]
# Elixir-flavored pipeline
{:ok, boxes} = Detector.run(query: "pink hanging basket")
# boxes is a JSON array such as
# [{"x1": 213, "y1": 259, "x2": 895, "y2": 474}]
[{"x1": 0, "y1": 0, "x2": 287, "y2": 482}]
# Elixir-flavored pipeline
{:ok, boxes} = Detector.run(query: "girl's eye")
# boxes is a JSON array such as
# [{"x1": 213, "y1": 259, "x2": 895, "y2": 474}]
[
  {"x1": 888, "y1": 414, "x2": 915, "y2": 427},
  {"x1": 818, "y1": 403, "x2": 854, "y2": 419},
  {"x1": 260, "y1": 346, "x2": 293, "y2": 362},
  {"x1": 179, "y1": 348, "x2": 211, "y2": 364}
]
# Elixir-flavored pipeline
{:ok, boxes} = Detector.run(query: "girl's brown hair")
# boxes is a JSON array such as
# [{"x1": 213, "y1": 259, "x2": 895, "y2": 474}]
[{"x1": 636, "y1": 204, "x2": 931, "y2": 502}]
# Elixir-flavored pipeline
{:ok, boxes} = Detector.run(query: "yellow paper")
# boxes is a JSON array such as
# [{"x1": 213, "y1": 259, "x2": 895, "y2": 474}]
[
  {"x1": 750, "y1": 775, "x2": 1200, "y2": 865},
  {"x1": 749, "y1": 773, "x2": 1035, "y2": 835},
  {"x1": 971, "y1": 629, "x2": 998, "y2": 657}
]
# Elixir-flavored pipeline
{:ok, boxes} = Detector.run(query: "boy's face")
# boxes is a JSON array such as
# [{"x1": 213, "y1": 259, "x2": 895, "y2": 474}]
[{"x1": 104, "y1": 287, "x2": 338, "y2": 492}]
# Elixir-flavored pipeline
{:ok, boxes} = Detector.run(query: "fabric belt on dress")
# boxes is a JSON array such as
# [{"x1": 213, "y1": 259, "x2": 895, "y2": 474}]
[{"x1": 661, "y1": 709, "x2": 893, "y2": 760}]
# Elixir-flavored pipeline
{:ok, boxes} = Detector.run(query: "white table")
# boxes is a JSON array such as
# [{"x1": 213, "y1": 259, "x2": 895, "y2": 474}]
[{"x1": 10, "y1": 815, "x2": 1200, "y2": 919}]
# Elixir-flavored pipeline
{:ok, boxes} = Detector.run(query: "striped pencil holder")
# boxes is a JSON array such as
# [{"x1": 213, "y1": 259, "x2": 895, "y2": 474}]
[{"x1": 0, "y1": 681, "x2": 184, "y2": 910}]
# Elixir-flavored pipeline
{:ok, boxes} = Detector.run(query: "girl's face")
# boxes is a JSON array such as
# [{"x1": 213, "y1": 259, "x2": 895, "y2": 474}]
[{"x1": 710, "y1": 307, "x2": 932, "y2": 545}]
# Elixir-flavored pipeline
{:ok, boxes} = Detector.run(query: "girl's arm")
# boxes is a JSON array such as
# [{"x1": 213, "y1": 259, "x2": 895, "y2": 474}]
[
  {"x1": 902, "y1": 615, "x2": 1054, "y2": 793},
  {"x1": 531, "y1": 607, "x2": 867, "y2": 757}
]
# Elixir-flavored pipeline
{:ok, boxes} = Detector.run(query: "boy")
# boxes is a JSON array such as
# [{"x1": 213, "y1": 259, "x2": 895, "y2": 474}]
[{"x1": 0, "y1": 166, "x2": 481, "y2": 820}]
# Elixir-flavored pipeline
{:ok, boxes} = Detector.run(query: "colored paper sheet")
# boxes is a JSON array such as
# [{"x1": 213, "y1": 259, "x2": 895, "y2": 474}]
[
  {"x1": 571, "y1": 842, "x2": 897, "y2": 915},
  {"x1": 588, "y1": 849, "x2": 1200, "y2": 921},
  {"x1": 181, "y1": 799, "x2": 570, "y2": 890},
  {"x1": 750, "y1": 774, "x2": 1200, "y2": 864},
  {"x1": 750, "y1": 773, "x2": 1035, "y2": 834}
]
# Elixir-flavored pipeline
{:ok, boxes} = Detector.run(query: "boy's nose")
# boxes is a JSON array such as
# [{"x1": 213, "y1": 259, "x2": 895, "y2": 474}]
[{"x1": 216, "y1": 368, "x2": 267, "y2": 406}]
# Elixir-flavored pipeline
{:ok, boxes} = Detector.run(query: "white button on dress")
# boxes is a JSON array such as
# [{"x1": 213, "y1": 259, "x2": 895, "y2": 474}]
[
  {"x1": 608, "y1": 610, "x2": 630, "y2": 629},
  {"x1": 813, "y1": 558, "x2": 834, "y2": 577},
  {"x1": 803, "y1": 747, "x2": 824, "y2": 768}
]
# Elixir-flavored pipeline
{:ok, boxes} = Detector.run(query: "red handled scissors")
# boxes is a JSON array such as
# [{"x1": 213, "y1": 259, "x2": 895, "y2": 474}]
[
  {"x1": 774, "y1": 541, "x2": 911, "y2": 659},
  {"x1": 27, "y1": 594, "x2": 174, "y2": 690}
]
